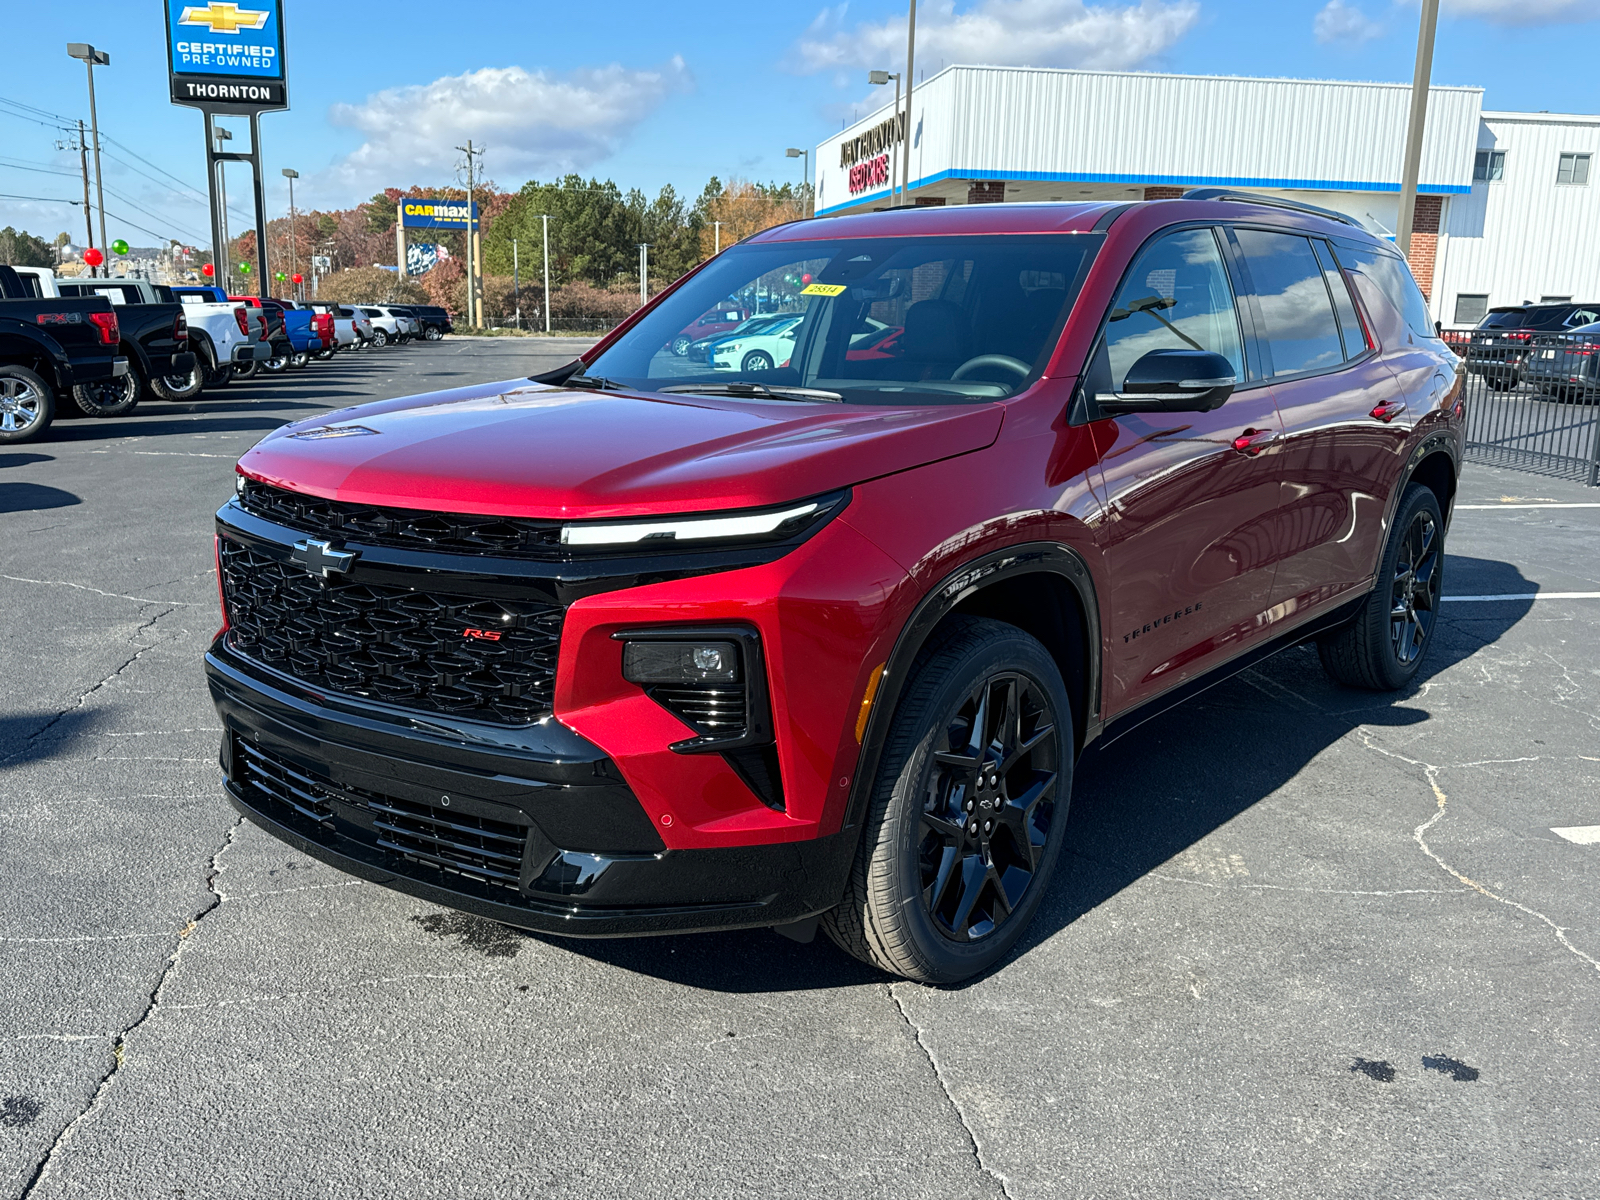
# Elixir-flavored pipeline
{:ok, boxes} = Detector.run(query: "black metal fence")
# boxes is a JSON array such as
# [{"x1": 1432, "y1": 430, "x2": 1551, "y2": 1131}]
[{"x1": 1446, "y1": 330, "x2": 1600, "y2": 486}]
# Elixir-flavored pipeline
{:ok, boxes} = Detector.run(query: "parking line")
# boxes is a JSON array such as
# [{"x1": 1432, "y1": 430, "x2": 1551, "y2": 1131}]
[
  {"x1": 1456, "y1": 503, "x2": 1600, "y2": 509},
  {"x1": 1551, "y1": 826, "x2": 1600, "y2": 845},
  {"x1": 1444, "y1": 592, "x2": 1600, "y2": 602}
]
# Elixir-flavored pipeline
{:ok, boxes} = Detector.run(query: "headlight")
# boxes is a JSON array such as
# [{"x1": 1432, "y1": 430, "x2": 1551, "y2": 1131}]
[{"x1": 560, "y1": 490, "x2": 848, "y2": 550}]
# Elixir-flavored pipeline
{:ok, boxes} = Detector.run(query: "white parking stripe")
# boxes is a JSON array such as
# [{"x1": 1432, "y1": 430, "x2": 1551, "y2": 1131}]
[
  {"x1": 1456, "y1": 503, "x2": 1600, "y2": 509},
  {"x1": 1444, "y1": 593, "x2": 1600, "y2": 602},
  {"x1": 1551, "y1": 826, "x2": 1600, "y2": 845}
]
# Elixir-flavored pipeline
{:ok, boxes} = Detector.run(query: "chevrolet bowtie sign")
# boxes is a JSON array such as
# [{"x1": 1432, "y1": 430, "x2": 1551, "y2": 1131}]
[{"x1": 165, "y1": 0, "x2": 288, "y2": 113}]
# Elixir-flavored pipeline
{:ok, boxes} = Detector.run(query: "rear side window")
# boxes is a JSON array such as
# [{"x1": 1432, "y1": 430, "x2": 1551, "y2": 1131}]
[
  {"x1": 1480, "y1": 309, "x2": 1526, "y2": 329},
  {"x1": 1233, "y1": 228, "x2": 1344, "y2": 377},
  {"x1": 1332, "y1": 240, "x2": 1437, "y2": 341},
  {"x1": 1101, "y1": 227, "x2": 1244, "y2": 389},
  {"x1": 1312, "y1": 240, "x2": 1368, "y2": 359}
]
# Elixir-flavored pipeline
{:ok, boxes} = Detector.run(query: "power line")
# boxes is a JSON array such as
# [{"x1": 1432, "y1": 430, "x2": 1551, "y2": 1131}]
[
  {"x1": 0, "y1": 158, "x2": 81, "y2": 180},
  {"x1": 0, "y1": 192, "x2": 80, "y2": 205}
]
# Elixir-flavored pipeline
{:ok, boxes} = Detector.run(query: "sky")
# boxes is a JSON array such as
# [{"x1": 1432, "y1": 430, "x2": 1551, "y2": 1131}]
[{"x1": 2, "y1": 0, "x2": 1596, "y2": 252}]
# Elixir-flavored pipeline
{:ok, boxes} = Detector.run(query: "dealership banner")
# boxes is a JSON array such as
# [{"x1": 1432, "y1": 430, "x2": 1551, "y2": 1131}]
[
  {"x1": 401, "y1": 200, "x2": 479, "y2": 231},
  {"x1": 165, "y1": 0, "x2": 288, "y2": 111},
  {"x1": 406, "y1": 243, "x2": 448, "y2": 275}
]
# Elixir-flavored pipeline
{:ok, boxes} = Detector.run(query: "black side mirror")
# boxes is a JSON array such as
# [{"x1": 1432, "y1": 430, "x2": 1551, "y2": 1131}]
[{"x1": 1096, "y1": 349, "x2": 1236, "y2": 415}]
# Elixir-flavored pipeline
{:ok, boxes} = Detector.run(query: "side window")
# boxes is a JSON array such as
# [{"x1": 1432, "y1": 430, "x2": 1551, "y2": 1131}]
[
  {"x1": 1102, "y1": 227, "x2": 1244, "y2": 389},
  {"x1": 1566, "y1": 308, "x2": 1599, "y2": 328},
  {"x1": 1233, "y1": 228, "x2": 1344, "y2": 377},
  {"x1": 1332, "y1": 239, "x2": 1438, "y2": 342},
  {"x1": 1312, "y1": 240, "x2": 1368, "y2": 359}
]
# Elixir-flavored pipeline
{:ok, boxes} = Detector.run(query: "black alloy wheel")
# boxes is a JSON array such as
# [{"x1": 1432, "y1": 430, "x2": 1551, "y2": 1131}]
[
  {"x1": 1318, "y1": 482, "x2": 1446, "y2": 690},
  {"x1": 0, "y1": 365, "x2": 54, "y2": 444},
  {"x1": 671, "y1": 334, "x2": 692, "y2": 356},
  {"x1": 313, "y1": 347, "x2": 336, "y2": 361},
  {"x1": 742, "y1": 350, "x2": 774, "y2": 373},
  {"x1": 68, "y1": 371, "x2": 141, "y2": 418},
  {"x1": 233, "y1": 359, "x2": 260, "y2": 381},
  {"x1": 824, "y1": 617, "x2": 1072, "y2": 984}
]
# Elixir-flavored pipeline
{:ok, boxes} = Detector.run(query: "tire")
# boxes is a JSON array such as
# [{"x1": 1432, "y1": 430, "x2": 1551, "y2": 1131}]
[
  {"x1": 424, "y1": 325, "x2": 443, "y2": 342},
  {"x1": 822, "y1": 617, "x2": 1073, "y2": 984},
  {"x1": 67, "y1": 370, "x2": 141, "y2": 418},
  {"x1": 149, "y1": 358, "x2": 205, "y2": 401},
  {"x1": 741, "y1": 350, "x2": 774, "y2": 373},
  {"x1": 1318, "y1": 483, "x2": 1445, "y2": 691},
  {"x1": 0, "y1": 365, "x2": 55, "y2": 444},
  {"x1": 289, "y1": 352, "x2": 310, "y2": 370},
  {"x1": 671, "y1": 335, "x2": 692, "y2": 357},
  {"x1": 232, "y1": 359, "x2": 260, "y2": 381},
  {"x1": 313, "y1": 347, "x2": 336, "y2": 361},
  {"x1": 371, "y1": 329, "x2": 388, "y2": 347},
  {"x1": 201, "y1": 349, "x2": 232, "y2": 389}
]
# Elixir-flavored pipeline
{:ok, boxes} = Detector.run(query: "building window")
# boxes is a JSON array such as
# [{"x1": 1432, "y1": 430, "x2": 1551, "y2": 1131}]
[
  {"x1": 1454, "y1": 294, "x2": 1489, "y2": 325},
  {"x1": 1473, "y1": 150, "x2": 1506, "y2": 182},
  {"x1": 1556, "y1": 153, "x2": 1591, "y2": 186},
  {"x1": 1541, "y1": 295, "x2": 1572, "y2": 304}
]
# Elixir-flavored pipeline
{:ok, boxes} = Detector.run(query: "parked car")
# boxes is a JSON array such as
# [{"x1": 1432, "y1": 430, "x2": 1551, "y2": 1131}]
[
  {"x1": 1463, "y1": 301, "x2": 1600, "y2": 390},
  {"x1": 0, "y1": 265, "x2": 129, "y2": 443},
  {"x1": 1522, "y1": 320, "x2": 1600, "y2": 402},
  {"x1": 709, "y1": 313, "x2": 804, "y2": 372},
  {"x1": 12, "y1": 269, "x2": 196, "y2": 416},
  {"x1": 359, "y1": 306, "x2": 406, "y2": 346},
  {"x1": 398, "y1": 304, "x2": 452, "y2": 340},
  {"x1": 668, "y1": 305, "x2": 749, "y2": 356},
  {"x1": 686, "y1": 313, "x2": 797, "y2": 363},
  {"x1": 207, "y1": 192, "x2": 1464, "y2": 983}
]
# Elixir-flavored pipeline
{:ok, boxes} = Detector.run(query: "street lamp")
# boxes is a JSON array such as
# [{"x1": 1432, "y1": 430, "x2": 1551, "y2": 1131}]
[
  {"x1": 213, "y1": 126, "x2": 233, "y2": 292},
  {"x1": 66, "y1": 43, "x2": 109, "y2": 276},
  {"x1": 868, "y1": 70, "x2": 902, "y2": 206},
  {"x1": 785, "y1": 148, "x2": 811, "y2": 217},
  {"x1": 281, "y1": 168, "x2": 299, "y2": 299}
]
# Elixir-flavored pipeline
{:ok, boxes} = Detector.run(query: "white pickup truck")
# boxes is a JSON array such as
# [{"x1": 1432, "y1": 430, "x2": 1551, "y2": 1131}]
[{"x1": 15, "y1": 269, "x2": 268, "y2": 398}]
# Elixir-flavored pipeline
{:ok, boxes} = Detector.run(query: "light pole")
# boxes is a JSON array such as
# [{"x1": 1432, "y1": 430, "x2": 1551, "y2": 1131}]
[
  {"x1": 214, "y1": 126, "x2": 233, "y2": 293},
  {"x1": 512, "y1": 238, "x2": 520, "y2": 329},
  {"x1": 455, "y1": 140, "x2": 482, "y2": 327},
  {"x1": 281, "y1": 168, "x2": 298, "y2": 301},
  {"x1": 785, "y1": 147, "x2": 811, "y2": 216},
  {"x1": 713, "y1": 220, "x2": 722, "y2": 255},
  {"x1": 902, "y1": 1, "x2": 917, "y2": 208},
  {"x1": 540, "y1": 214, "x2": 551, "y2": 334},
  {"x1": 638, "y1": 244, "x2": 650, "y2": 306},
  {"x1": 1395, "y1": 0, "x2": 1441, "y2": 264},
  {"x1": 67, "y1": 43, "x2": 109, "y2": 276},
  {"x1": 868, "y1": 71, "x2": 903, "y2": 205}
]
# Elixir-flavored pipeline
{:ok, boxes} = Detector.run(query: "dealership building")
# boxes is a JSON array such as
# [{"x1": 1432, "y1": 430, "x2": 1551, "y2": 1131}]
[{"x1": 813, "y1": 66, "x2": 1600, "y2": 328}]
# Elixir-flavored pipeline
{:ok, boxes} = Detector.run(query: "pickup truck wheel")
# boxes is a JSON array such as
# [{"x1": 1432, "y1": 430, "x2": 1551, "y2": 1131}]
[
  {"x1": 202, "y1": 350, "x2": 232, "y2": 389},
  {"x1": 68, "y1": 371, "x2": 141, "y2": 418},
  {"x1": 0, "y1": 366, "x2": 54, "y2": 444},
  {"x1": 232, "y1": 360, "x2": 260, "y2": 381},
  {"x1": 1318, "y1": 483, "x2": 1445, "y2": 691},
  {"x1": 822, "y1": 617, "x2": 1071, "y2": 984},
  {"x1": 262, "y1": 354, "x2": 290, "y2": 373},
  {"x1": 289, "y1": 352, "x2": 310, "y2": 370},
  {"x1": 313, "y1": 348, "x2": 336, "y2": 361},
  {"x1": 149, "y1": 359, "x2": 205, "y2": 401}
]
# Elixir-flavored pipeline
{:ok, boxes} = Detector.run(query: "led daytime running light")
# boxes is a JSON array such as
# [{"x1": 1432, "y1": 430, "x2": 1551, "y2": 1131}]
[{"x1": 561, "y1": 501, "x2": 821, "y2": 548}]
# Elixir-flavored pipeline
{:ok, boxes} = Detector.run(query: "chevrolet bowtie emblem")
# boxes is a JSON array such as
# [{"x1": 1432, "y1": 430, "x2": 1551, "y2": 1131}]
[
  {"x1": 291, "y1": 538, "x2": 357, "y2": 578},
  {"x1": 178, "y1": 3, "x2": 271, "y2": 34}
]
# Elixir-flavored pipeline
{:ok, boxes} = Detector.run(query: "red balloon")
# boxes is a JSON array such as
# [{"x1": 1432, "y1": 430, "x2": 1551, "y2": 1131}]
[
  {"x1": 291, "y1": 273, "x2": 303, "y2": 284},
  {"x1": 83, "y1": 247, "x2": 104, "y2": 267},
  {"x1": 801, "y1": 272, "x2": 813, "y2": 284},
  {"x1": 202, "y1": 263, "x2": 215, "y2": 277}
]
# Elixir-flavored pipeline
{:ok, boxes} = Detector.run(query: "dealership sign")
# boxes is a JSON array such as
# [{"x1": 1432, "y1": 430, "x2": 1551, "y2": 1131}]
[
  {"x1": 849, "y1": 154, "x2": 891, "y2": 195},
  {"x1": 401, "y1": 200, "x2": 479, "y2": 231},
  {"x1": 839, "y1": 113, "x2": 905, "y2": 167},
  {"x1": 165, "y1": 1, "x2": 287, "y2": 111}
]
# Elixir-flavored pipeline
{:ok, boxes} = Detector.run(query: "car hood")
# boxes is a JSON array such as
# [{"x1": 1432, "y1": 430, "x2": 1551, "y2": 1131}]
[{"x1": 238, "y1": 378, "x2": 1004, "y2": 519}]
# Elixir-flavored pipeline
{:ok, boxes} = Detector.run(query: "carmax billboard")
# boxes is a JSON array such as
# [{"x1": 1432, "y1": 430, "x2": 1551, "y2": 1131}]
[{"x1": 401, "y1": 199, "x2": 479, "y2": 231}]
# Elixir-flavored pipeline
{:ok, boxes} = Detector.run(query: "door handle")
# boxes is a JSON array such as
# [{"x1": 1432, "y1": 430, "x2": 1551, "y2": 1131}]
[
  {"x1": 1231, "y1": 427, "x2": 1278, "y2": 456},
  {"x1": 1369, "y1": 399, "x2": 1408, "y2": 423}
]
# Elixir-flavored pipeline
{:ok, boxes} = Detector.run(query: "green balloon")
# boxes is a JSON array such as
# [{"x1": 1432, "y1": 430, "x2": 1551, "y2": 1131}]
[
  {"x1": 275, "y1": 272, "x2": 287, "y2": 281},
  {"x1": 110, "y1": 238, "x2": 129, "y2": 255},
  {"x1": 238, "y1": 262, "x2": 251, "y2": 274}
]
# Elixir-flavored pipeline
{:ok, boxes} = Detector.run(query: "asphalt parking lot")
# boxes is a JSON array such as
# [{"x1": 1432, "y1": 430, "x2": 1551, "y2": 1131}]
[{"x1": 3, "y1": 339, "x2": 1598, "y2": 1199}]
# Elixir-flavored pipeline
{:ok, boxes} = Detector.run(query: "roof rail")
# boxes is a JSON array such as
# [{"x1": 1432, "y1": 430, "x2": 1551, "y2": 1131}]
[{"x1": 1180, "y1": 188, "x2": 1363, "y2": 229}]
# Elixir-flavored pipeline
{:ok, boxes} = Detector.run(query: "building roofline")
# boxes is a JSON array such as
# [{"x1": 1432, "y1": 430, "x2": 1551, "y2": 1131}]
[{"x1": 1481, "y1": 109, "x2": 1600, "y2": 125}]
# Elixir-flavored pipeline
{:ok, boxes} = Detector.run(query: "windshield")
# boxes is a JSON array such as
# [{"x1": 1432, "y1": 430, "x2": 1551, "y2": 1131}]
[{"x1": 586, "y1": 233, "x2": 1100, "y2": 404}]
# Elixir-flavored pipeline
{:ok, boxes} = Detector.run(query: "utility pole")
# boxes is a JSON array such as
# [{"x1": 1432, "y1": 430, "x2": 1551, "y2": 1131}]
[
  {"x1": 1395, "y1": 0, "x2": 1441, "y2": 261},
  {"x1": 902, "y1": 1, "x2": 917, "y2": 208},
  {"x1": 869, "y1": 71, "x2": 902, "y2": 204},
  {"x1": 455, "y1": 140, "x2": 481, "y2": 327},
  {"x1": 638, "y1": 244, "x2": 650, "y2": 306},
  {"x1": 713, "y1": 220, "x2": 722, "y2": 255},
  {"x1": 72, "y1": 120, "x2": 94, "y2": 260},
  {"x1": 282, "y1": 168, "x2": 299, "y2": 288},
  {"x1": 513, "y1": 238, "x2": 520, "y2": 329},
  {"x1": 67, "y1": 44, "x2": 110, "y2": 275},
  {"x1": 541, "y1": 213, "x2": 551, "y2": 334}
]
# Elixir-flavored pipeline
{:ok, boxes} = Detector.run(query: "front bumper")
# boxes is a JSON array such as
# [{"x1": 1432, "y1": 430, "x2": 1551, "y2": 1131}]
[{"x1": 206, "y1": 644, "x2": 855, "y2": 936}]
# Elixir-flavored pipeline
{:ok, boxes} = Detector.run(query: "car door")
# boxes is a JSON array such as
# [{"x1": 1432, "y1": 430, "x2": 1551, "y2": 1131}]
[
  {"x1": 1229, "y1": 227, "x2": 1412, "y2": 614},
  {"x1": 1091, "y1": 225, "x2": 1287, "y2": 717}
]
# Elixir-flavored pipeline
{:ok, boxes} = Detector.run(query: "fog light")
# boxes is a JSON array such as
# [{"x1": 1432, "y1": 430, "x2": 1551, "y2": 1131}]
[{"x1": 623, "y1": 640, "x2": 739, "y2": 684}]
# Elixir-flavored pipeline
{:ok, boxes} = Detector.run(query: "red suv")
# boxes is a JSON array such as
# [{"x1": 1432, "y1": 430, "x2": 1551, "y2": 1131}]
[{"x1": 207, "y1": 192, "x2": 1463, "y2": 983}]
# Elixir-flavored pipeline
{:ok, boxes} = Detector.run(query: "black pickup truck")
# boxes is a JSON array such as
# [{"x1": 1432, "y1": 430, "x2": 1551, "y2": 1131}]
[
  {"x1": 50, "y1": 278, "x2": 196, "y2": 412},
  {"x1": 0, "y1": 267, "x2": 130, "y2": 444}
]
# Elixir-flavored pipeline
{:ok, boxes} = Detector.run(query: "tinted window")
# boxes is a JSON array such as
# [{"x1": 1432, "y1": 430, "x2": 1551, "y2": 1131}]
[
  {"x1": 1567, "y1": 308, "x2": 1600, "y2": 327},
  {"x1": 1332, "y1": 240, "x2": 1437, "y2": 341},
  {"x1": 1234, "y1": 229, "x2": 1344, "y2": 376},
  {"x1": 1312, "y1": 240, "x2": 1367, "y2": 359},
  {"x1": 1480, "y1": 310, "x2": 1527, "y2": 329},
  {"x1": 1101, "y1": 227, "x2": 1244, "y2": 388}
]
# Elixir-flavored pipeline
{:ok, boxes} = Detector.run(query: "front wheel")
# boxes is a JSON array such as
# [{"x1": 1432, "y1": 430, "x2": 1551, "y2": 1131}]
[
  {"x1": 1318, "y1": 483, "x2": 1445, "y2": 690},
  {"x1": 68, "y1": 370, "x2": 141, "y2": 418},
  {"x1": 823, "y1": 617, "x2": 1072, "y2": 984},
  {"x1": 741, "y1": 350, "x2": 774, "y2": 373},
  {"x1": 0, "y1": 365, "x2": 54, "y2": 444},
  {"x1": 671, "y1": 335, "x2": 692, "y2": 356}
]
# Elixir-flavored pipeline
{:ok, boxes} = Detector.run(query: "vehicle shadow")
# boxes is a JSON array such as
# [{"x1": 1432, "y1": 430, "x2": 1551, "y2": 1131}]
[
  {"x1": 0, "y1": 452, "x2": 54, "y2": 470},
  {"x1": 0, "y1": 709, "x2": 101, "y2": 767},
  {"x1": 539, "y1": 554, "x2": 1536, "y2": 992},
  {"x1": 0, "y1": 482, "x2": 81, "y2": 513}
]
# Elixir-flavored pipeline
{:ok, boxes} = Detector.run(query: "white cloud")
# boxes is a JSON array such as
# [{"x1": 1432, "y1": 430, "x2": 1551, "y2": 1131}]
[
  {"x1": 1438, "y1": 0, "x2": 1595, "y2": 24},
  {"x1": 1314, "y1": 0, "x2": 1384, "y2": 42},
  {"x1": 794, "y1": 0, "x2": 1201, "y2": 74},
  {"x1": 323, "y1": 60, "x2": 692, "y2": 193}
]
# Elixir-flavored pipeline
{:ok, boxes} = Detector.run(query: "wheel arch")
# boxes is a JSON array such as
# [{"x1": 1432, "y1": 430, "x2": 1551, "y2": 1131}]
[{"x1": 1407, "y1": 446, "x2": 1458, "y2": 524}]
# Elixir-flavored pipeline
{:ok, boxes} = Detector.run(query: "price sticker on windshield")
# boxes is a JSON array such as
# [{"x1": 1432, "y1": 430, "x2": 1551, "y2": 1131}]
[{"x1": 801, "y1": 283, "x2": 848, "y2": 297}]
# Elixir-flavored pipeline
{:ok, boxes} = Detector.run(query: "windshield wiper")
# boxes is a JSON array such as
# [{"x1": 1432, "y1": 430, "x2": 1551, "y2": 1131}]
[
  {"x1": 563, "y1": 373, "x2": 625, "y2": 391},
  {"x1": 658, "y1": 382, "x2": 844, "y2": 403}
]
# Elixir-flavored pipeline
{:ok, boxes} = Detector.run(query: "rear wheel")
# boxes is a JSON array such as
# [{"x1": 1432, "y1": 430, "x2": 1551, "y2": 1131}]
[
  {"x1": 67, "y1": 370, "x2": 141, "y2": 418},
  {"x1": 0, "y1": 366, "x2": 54, "y2": 444},
  {"x1": 823, "y1": 617, "x2": 1071, "y2": 984},
  {"x1": 289, "y1": 352, "x2": 310, "y2": 370},
  {"x1": 371, "y1": 329, "x2": 388, "y2": 347},
  {"x1": 232, "y1": 359, "x2": 260, "y2": 381},
  {"x1": 1318, "y1": 483, "x2": 1445, "y2": 691},
  {"x1": 149, "y1": 358, "x2": 205, "y2": 401},
  {"x1": 424, "y1": 325, "x2": 443, "y2": 341},
  {"x1": 313, "y1": 347, "x2": 336, "y2": 361}
]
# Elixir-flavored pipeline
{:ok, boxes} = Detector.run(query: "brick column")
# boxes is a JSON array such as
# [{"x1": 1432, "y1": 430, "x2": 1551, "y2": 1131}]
[
  {"x1": 1143, "y1": 186, "x2": 1185, "y2": 200},
  {"x1": 967, "y1": 181, "x2": 1005, "y2": 204},
  {"x1": 1405, "y1": 195, "x2": 1443, "y2": 301}
]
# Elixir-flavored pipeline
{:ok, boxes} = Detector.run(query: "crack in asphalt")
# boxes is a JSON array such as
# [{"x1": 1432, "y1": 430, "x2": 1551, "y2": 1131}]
[
  {"x1": 0, "y1": 574, "x2": 195, "y2": 607},
  {"x1": 0, "y1": 606, "x2": 177, "y2": 768},
  {"x1": 16, "y1": 817, "x2": 241, "y2": 1199},
  {"x1": 887, "y1": 983, "x2": 1013, "y2": 1200}
]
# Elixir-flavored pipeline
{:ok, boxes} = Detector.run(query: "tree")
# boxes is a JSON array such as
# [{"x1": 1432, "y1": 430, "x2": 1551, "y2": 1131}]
[
  {"x1": 315, "y1": 266, "x2": 427, "y2": 306},
  {"x1": 697, "y1": 179, "x2": 806, "y2": 260},
  {"x1": 0, "y1": 226, "x2": 55, "y2": 267}
]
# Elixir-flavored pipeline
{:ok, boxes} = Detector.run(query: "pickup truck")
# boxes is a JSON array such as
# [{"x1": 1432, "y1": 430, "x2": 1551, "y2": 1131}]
[
  {"x1": 0, "y1": 265, "x2": 130, "y2": 443},
  {"x1": 10, "y1": 268, "x2": 196, "y2": 416},
  {"x1": 168, "y1": 285, "x2": 272, "y2": 390},
  {"x1": 228, "y1": 294, "x2": 327, "y2": 373}
]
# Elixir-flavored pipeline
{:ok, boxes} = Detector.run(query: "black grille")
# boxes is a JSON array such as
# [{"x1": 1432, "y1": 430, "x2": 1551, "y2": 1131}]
[
  {"x1": 220, "y1": 539, "x2": 562, "y2": 725},
  {"x1": 234, "y1": 737, "x2": 529, "y2": 891},
  {"x1": 652, "y1": 684, "x2": 747, "y2": 736},
  {"x1": 240, "y1": 478, "x2": 565, "y2": 559}
]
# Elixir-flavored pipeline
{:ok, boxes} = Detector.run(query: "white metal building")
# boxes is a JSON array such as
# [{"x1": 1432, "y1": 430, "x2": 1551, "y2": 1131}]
[{"x1": 813, "y1": 65, "x2": 1600, "y2": 326}]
